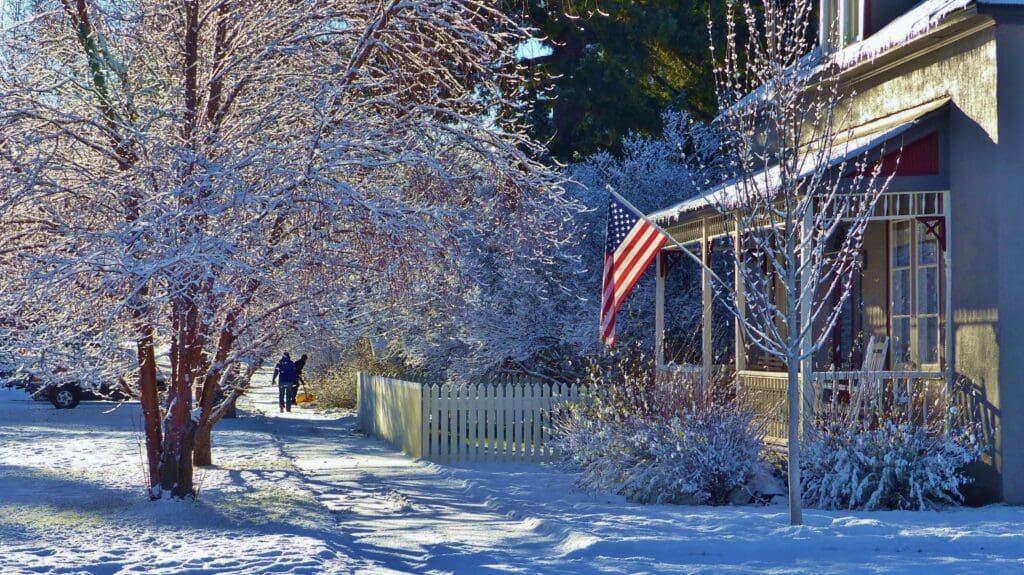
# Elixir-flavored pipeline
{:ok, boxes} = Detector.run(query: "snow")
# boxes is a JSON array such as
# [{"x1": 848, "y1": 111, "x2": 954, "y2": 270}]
[
  {"x1": 839, "y1": 0, "x2": 1024, "y2": 71},
  {"x1": 834, "y1": 0, "x2": 974, "y2": 69},
  {"x1": 2, "y1": 379, "x2": 1024, "y2": 574},
  {"x1": 831, "y1": 0, "x2": 1024, "y2": 71}
]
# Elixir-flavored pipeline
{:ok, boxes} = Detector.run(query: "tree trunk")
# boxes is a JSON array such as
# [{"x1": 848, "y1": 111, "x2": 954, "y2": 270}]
[
  {"x1": 193, "y1": 421, "x2": 214, "y2": 467},
  {"x1": 136, "y1": 331, "x2": 162, "y2": 493},
  {"x1": 786, "y1": 352, "x2": 802, "y2": 526},
  {"x1": 192, "y1": 312, "x2": 238, "y2": 468},
  {"x1": 223, "y1": 393, "x2": 238, "y2": 419},
  {"x1": 160, "y1": 298, "x2": 204, "y2": 498}
]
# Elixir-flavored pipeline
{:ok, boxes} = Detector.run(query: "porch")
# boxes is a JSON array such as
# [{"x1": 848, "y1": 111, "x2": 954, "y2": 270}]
[{"x1": 651, "y1": 187, "x2": 955, "y2": 445}]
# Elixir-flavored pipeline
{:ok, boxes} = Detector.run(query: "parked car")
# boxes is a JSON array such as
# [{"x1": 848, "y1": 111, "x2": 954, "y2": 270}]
[{"x1": 1, "y1": 367, "x2": 134, "y2": 409}]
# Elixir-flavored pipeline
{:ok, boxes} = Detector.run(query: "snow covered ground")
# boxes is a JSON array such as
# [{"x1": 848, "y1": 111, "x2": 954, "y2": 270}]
[{"x1": 1, "y1": 374, "x2": 1023, "y2": 575}]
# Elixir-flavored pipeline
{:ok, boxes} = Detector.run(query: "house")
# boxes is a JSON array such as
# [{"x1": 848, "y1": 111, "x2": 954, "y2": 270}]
[{"x1": 648, "y1": 0, "x2": 1024, "y2": 503}]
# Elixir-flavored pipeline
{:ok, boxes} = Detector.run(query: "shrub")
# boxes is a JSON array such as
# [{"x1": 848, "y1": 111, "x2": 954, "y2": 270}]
[
  {"x1": 801, "y1": 379, "x2": 983, "y2": 510},
  {"x1": 308, "y1": 366, "x2": 358, "y2": 410},
  {"x1": 308, "y1": 338, "x2": 422, "y2": 410},
  {"x1": 553, "y1": 357, "x2": 767, "y2": 505},
  {"x1": 801, "y1": 418, "x2": 982, "y2": 511}
]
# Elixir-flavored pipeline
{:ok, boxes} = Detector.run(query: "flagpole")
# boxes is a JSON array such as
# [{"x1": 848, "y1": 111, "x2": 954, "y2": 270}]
[{"x1": 607, "y1": 186, "x2": 726, "y2": 286}]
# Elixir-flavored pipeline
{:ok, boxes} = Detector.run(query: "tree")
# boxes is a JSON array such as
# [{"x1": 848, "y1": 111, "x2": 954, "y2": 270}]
[
  {"x1": 707, "y1": 0, "x2": 893, "y2": 525},
  {"x1": 0, "y1": 0, "x2": 572, "y2": 498},
  {"x1": 512, "y1": 1, "x2": 723, "y2": 161},
  {"x1": 464, "y1": 110, "x2": 719, "y2": 382}
]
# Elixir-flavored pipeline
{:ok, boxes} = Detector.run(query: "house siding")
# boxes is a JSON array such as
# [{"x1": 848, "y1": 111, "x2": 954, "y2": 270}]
[{"x1": 993, "y1": 20, "x2": 1024, "y2": 505}]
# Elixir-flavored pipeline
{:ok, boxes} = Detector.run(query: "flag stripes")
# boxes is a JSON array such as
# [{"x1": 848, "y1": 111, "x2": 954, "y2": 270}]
[{"x1": 599, "y1": 193, "x2": 670, "y2": 347}]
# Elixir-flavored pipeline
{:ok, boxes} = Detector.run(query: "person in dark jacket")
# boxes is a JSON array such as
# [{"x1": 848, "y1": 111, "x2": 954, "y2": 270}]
[
  {"x1": 291, "y1": 353, "x2": 309, "y2": 405},
  {"x1": 271, "y1": 353, "x2": 298, "y2": 413}
]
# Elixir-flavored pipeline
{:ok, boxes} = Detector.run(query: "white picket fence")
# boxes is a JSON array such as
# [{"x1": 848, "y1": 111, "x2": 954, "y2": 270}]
[
  {"x1": 422, "y1": 380, "x2": 585, "y2": 464},
  {"x1": 357, "y1": 373, "x2": 586, "y2": 464}
]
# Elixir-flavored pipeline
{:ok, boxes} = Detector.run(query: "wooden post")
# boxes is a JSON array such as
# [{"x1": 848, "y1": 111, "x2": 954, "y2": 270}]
[
  {"x1": 702, "y1": 219, "x2": 713, "y2": 391},
  {"x1": 943, "y1": 191, "x2": 955, "y2": 419},
  {"x1": 655, "y1": 250, "x2": 666, "y2": 368},
  {"x1": 734, "y1": 227, "x2": 747, "y2": 374}
]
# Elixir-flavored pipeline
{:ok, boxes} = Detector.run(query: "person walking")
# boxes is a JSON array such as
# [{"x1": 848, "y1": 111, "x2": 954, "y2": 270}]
[
  {"x1": 271, "y1": 353, "x2": 298, "y2": 413},
  {"x1": 292, "y1": 353, "x2": 309, "y2": 406}
]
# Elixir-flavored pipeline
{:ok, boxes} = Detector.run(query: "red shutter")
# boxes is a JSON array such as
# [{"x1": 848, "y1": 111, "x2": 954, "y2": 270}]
[
  {"x1": 858, "y1": 132, "x2": 940, "y2": 177},
  {"x1": 864, "y1": 0, "x2": 873, "y2": 36}
]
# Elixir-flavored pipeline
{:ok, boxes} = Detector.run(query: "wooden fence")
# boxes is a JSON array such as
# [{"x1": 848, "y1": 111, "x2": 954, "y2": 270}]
[{"x1": 357, "y1": 373, "x2": 586, "y2": 463}]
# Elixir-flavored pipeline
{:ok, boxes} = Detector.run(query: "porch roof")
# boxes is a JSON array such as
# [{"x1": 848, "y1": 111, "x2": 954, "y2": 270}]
[{"x1": 650, "y1": 98, "x2": 951, "y2": 228}]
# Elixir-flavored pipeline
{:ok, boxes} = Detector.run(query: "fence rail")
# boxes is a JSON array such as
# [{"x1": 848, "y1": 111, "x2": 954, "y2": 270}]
[{"x1": 358, "y1": 373, "x2": 585, "y2": 463}]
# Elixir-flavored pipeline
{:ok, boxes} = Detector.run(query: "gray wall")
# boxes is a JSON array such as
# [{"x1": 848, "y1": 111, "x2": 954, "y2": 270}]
[{"x1": 993, "y1": 18, "x2": 1024, "y2": 505}]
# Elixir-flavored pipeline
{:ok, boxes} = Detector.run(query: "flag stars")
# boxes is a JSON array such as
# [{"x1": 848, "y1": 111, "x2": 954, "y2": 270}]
[{"x1": 607, "y1": 201, "x2": 639, "y2": 250}]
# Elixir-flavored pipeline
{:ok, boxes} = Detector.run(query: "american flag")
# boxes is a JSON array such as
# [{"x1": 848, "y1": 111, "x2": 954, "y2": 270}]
[{"x1": 600, "y1": 192, "x2": 669, "y2": 347}]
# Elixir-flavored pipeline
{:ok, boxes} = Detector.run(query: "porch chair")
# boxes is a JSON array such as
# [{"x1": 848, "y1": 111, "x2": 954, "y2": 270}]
[{"x1": 852, "y1": 336, "x2": 889, "y2": 421}]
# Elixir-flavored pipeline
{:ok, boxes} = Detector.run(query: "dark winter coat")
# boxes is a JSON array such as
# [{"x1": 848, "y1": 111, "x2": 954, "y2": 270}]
[{"x1": 275, "y1": 357, "x2": 298, "y2": 385}]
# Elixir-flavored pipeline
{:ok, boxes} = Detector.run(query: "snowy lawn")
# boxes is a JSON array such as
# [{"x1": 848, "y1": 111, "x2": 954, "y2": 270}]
[{"x1": 1, "y1": 379, "x2": 1023, "y2": 574}]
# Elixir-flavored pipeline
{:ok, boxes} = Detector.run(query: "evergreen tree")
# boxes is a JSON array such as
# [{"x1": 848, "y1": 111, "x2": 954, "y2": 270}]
[{"x1": 516, "y1": 1, "x2": 724, "y2": 162}]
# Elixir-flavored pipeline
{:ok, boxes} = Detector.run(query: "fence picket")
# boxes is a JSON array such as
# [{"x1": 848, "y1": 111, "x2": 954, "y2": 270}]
[
  {"x1": 420, "y1": 381, "x2": 428, "y2": 458},
  {"x1": 519, "y1": 382, "x2": 528, "y2": 459},
  {"x1": 474, "y1": 383, "x2": 483, "y2": 462},
  {"x1": 466, "y1": 383, "x2": 476, "y2": 462},
  {"x1": 532, "y1": 382, "x2": 540, "y2": 458},
  {"x1": 523, "y1": 383, "x2": 532, "y2": 462},
  {"x1": 443, "y1": 384, "x2": 454, "y2": 463},
  {"x1": 499, "y1": 382, "x2": 507, "y2": 458},
  {"x1": 428, "y1": 385, "x2": 437, "y2": 460},
  {"x1": 492, "y1": 383, "x2": 500, "y2": 462},
  {"x1": 516, "y1": 382, "x2": 524, "y2": 458},
  {"x1": 507, "y1": 383, "x2": 515, "y2": 459},
  {"x1": 538, "y1": 383, "x2": 547, "y2": 463}
]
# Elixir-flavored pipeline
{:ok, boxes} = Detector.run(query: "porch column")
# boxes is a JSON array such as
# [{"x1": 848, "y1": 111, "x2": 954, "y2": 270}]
[
  {"x1": 944, "y1": 192, "x2": 955, "y2": 401},
  {"x1": 800, "y1": 202, "x2": 815, "y2": 433},
  {"x1": 734, "y1": 227, "x2": 746, "y2": 373},
  {"x1": 655, "y1": 250, "x2": 666, "y2": 368},
  {"x1": 702, "y1": 218, "x2": 713, "y2": 390}
]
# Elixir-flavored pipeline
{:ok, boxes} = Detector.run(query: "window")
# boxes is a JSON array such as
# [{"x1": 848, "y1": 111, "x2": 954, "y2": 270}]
[
  {"x1": 841, "y1": 0, "x2": 864, "y2": 46},
  {"x1": 889, "y1": 220, "x2": 942, "y2": 369},
  {"x1": 823, "y1": 0, "x2": 864, "y2": 51}
]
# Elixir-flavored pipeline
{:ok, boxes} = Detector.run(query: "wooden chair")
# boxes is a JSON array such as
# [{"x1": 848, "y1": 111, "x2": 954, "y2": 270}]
[
  {"x1": 852, "y1": 336, "x2": 889, "y2": 421},
  {"x1": 861, "y1": 336, "x2": 889, "y2": 374}
]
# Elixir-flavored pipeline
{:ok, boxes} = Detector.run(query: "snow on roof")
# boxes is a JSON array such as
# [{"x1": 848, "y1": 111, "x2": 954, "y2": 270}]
[
  {"x1": 650, "y1": 99, "x2": 950, "y2": 224},
  {"x1": 836, "y1": 0, "x2": 1024, "y2": 69},
  {"x1": 834, "y1": 0, "x2": 973, "y2": 69},
  {"x1": 736, "y1": 0, "x2": 1012, "y2": 108}
]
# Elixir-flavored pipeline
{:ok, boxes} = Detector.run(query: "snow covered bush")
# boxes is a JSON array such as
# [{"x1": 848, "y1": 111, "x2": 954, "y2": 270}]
[
  {"x1": 554, "y1": 355, "x2": 767, "y2": 505},
  {"x1": 801, "y1": 414, "x2": 982, "y2": 511}
]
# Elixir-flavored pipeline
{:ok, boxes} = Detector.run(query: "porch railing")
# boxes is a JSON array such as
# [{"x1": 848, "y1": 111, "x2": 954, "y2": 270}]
[{"x1": 737, "y1": 369, "x2": 946, "y2": 445}]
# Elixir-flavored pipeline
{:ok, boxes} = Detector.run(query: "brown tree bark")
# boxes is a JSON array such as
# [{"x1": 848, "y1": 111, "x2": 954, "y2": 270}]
[
  {"x1": 193, "y1": 312, "x2": 237, "y2": 467},
  {"x1": 136, "y1": 326, "x2": 162, "y2": 492}
]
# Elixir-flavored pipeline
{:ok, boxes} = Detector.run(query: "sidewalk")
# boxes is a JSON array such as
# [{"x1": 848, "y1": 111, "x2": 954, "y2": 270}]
[{"x1": 244, "y1": 375, "x2": 571, "y2": 574}]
